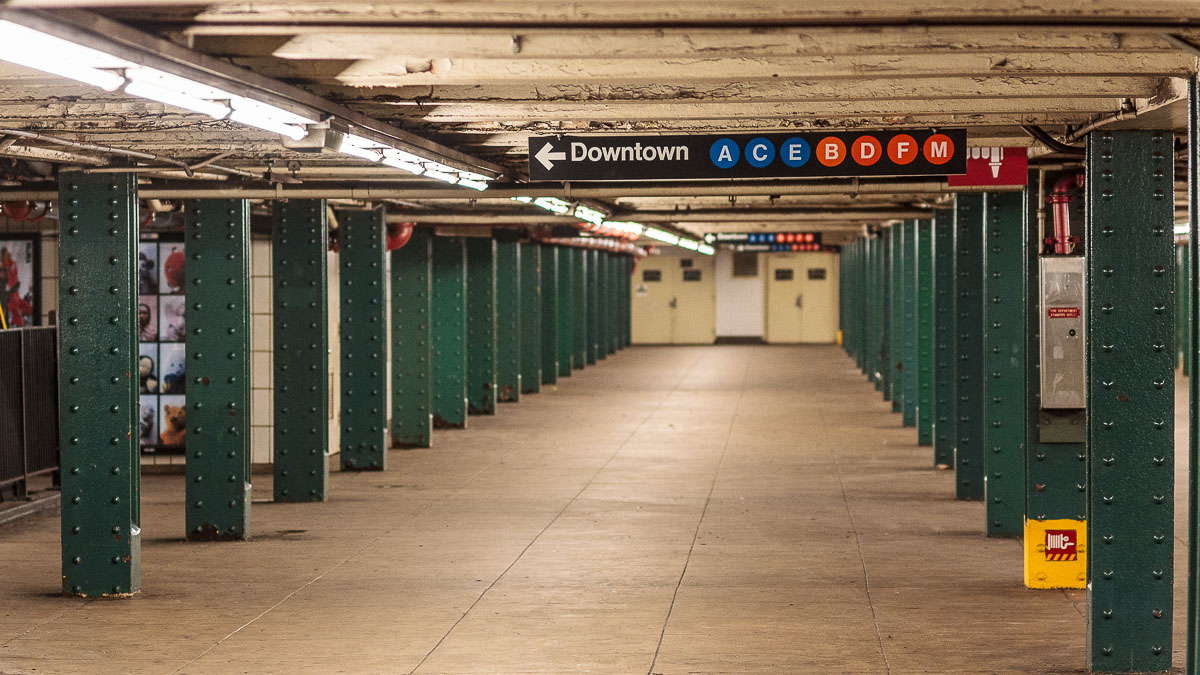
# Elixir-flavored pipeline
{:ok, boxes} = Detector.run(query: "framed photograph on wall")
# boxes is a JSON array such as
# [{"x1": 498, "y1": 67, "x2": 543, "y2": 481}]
[{"x1": 0, "y1": 235, "x2": 39, "y2": 328}]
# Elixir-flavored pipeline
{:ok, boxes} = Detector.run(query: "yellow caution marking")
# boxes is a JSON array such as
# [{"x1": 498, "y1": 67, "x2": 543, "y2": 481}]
[{"x1": 1024, "y1": 518, "x2": 1086, "y2": 589}]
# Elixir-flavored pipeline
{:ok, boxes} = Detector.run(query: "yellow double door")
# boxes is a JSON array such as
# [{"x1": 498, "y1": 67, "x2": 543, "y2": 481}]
[
  {"x1": 763, "y1": 252, "x2": 839, "y2": 344},
  {"x1": 630, "y1": 253, "x2": 716, "y2": 344}
]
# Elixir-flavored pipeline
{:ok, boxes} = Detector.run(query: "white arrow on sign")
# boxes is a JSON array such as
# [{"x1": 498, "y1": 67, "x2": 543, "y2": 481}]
[{"x1": 535, "y1": 142, "x2": 567, "y2": 170}]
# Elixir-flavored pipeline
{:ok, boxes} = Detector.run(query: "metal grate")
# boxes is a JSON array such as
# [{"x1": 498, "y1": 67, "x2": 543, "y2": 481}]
[{"x1": 0, "y1": 326, "x2": 59, "y2": 498}]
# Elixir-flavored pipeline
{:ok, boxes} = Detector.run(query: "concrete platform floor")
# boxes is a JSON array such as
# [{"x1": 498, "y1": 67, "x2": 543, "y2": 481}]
[{"x1": 0, "y1": 345, "x2": 1189, "y2": 673}]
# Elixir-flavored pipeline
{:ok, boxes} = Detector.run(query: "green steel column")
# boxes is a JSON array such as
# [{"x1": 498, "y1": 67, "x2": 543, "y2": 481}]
[
  {"x1": 272, "y1": 200, "x2": 329, "y2": 503},
  {"x1": 916, "y1": 222, "x2": 935, "y2": 446},
  {"x1": 557, "y1": 246, "x2": 574, "y2": 376},
  {"x1": 902, "y1": 220, "x2": 918, "y2": 426},
  {"x1": 390, "y1": 228, "x2": 433, "y2": 447},
  {"x1": 541, "y1": 245, "x2": 560, "y2": 384},
  {"x1": 465, "y1": 238, "x2": 497, "y2": 415},
  {"x1": 337, "y1": 207, "x2": 387, "y2": 471},
  {"x1": 1023, "y1": 169, "x2": 1087, "y2": 591},
  {"x1": 586, "y1": 249, "x2": 599, "y2": 364},
  {"x1": 981, "y1": 191, "x2": 1026, "y2": 537},
  {"x1": 496, "y1": 239, "x2": 522, "y2": 402},
  {"x1": 519, "y1": 242, "x2": 542, "y2": 394},
  {"x1": 623, "y1": 255, "x2": 633, "y2": 348},
  {"x1": 1182, "y1": 243, "x2": 1192, "y2": 376},
  {"x1": 184, "y1": 199, "x2": 251, "y2": 540},
  {"x1": 889, "y1": 224, "x2": 902, "y2": 408},
  {"x1": 954, "y1": 193, "x2": 985, "y2": 500},
  {"x1": 604, "y1": 252, "x2": 614, "y2": 355},
  {"x1": 1190, "y1": 74, "x2": 1200, "y2": 675},
  {"x1": 432, "y1": 236, "x2": 468, "y2": 428},
  {"x1": 596, "y1": 251, "x2": 608, "y2": 361},
  {"x1": 881, "y1": 229, "x2": 893, "y2": 399},
  {"x1": 868, "y1": 235, "x2": 882, "y2": 390},
  {"x1": 855, "y1": 239, "x2": 866, "y2": 370},
  {"x1": 1087, "y1": 130, "x2": 1175, "y2": 673},
  {"x1": 573, "y1": 248, "x2": 588, "y2": 369},
  {"x1": 933, "y1": 209, "x2": 956, "y2": 467},
  {"x1": 58, "y1": 172, "x2": 141, "y2": 596}
]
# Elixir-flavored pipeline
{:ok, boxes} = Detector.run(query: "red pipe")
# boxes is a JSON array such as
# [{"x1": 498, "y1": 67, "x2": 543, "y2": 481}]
[{"x1": 1047, "y1": 173, "x2": 1084, "y2": 254}]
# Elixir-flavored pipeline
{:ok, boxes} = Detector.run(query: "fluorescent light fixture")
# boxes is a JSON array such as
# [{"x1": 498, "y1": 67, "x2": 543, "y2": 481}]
[
  {"x1": 380, "y1": 149, "x2": 424, "y2": 175},
  {"x1": 0, "y1": 20, "x2": 130, "y2": 91},
  {"x1": 697, "y1": 244, "x2": 715, "y2": 255},
  {"x1": 124, "y1": 79, "x2": 231, "y2": 119},
  {"x1": 458, "y1": 170, "x2": 491, "y2": 183},
  {"x1": 423, "y1": 169, "x2": 459, "y2": 184},
  {"x1": 573, "y1": 205, "x2": 606, "y2": 225},
  {"x1": 126, "y1": 67, "x2": 234, "y2": 103},
  {"x1": 1175, "y1": 223, "x2": 1189, "y2": 235},
  {"x1": 643, "y1": 227, "x2": 680, "y2": 245},
  {"x1": 511, "y1": 196, "x2": 534, "y2": 204},
  {"x1": 678, "y1": 239, "x2": 700, "y2": 251},
  {"x1": 533, "y1": 197, "x2": 572, "y2": 215},
  {"x1": 339, "y1": 134, "x2": 387, "y2": 162},
  {"x1": 229, "y1": 97, "x2": 314, "y2": 141},
  {"x1": 458, "y1": 179, "x2": 489, "y2": 191},
  {"x1": 602, "y1": 221, "x2": 645, "y2": 238}
]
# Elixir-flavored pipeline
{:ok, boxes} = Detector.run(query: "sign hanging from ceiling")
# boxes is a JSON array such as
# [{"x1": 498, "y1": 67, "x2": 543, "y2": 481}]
[
  {"x1": 946, "y1": 146, "x2": 1029, "y2": 187},
  {"x1": 528, "y1": 129, "x2": 966, "y2": 181}
]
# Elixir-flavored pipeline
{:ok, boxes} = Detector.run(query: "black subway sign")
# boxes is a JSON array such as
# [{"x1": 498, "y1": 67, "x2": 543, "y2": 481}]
[{"x1": 528, "y1": 129, "x2": 966, "y2": 181}]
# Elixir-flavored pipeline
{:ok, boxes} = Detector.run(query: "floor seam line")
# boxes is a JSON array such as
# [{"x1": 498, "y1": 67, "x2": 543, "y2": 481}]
[
  {"x1": 164, "y1": 456, "x2": 505, "y2": 675},
  {"x1": 645, "y1": 354, "x2": 748, "y2": 675},
  {"x1": 409, "y1": 350, "x2": 710, "y2": 675},
  {"x1": 828, "y1": 406, "x2": 893, "y2": 675}
]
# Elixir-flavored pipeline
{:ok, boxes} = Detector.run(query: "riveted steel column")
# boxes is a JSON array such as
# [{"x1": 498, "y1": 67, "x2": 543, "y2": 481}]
[
  {"x1": 496, "y1": 238, "x2": 521, "y2": 402},
  {"x1": 573, "y1": 248, "x2": 588, "y2": 369},
  {"x1": 902, "y1": 220, "x2": 918, "y2": 426},
  {"x1": 272, "y1": 200, "x2": 329, "y2": 503},
  {"x1": 1190, "y1": 73, "x2": 1200, "y2": 672},
  {"x1": 623, "y1": 255, "x2": 633, "y2": 348},
  {"x1": 933, "y1": 208, "x2": 956, "y2": 468},
  {"x1": 596, "y1": 251, "x2": 608, "y2": 361},
  {"x1": 540, "y1": 244, "x2": 560, "y2": 384},
  {"x1": 954, "y1": 193, "x2": 985, "y2": 500},
  {"x1": 607, "y1": 253, "x2": 619, "y2": 355},
  {"x1": 432, "y1": 235, "x2": 468, "y2": 428},
  {"x1": 1192, "y1": 75, "x2": 1200, "y2": 675},
  {"x1": 519, "y1": 242, "x2": 542, "y2": 394},
  {"x1": 184, "y1": 199, "x2": 251, "y2": 540},
  {"x1": 867, "y1": 235, "x2": 882, "y2": 390},
  {"x1": 916, "y1": 222, "x2": 935, "y2": 446},
  {"x1": 465, "y1": 238, "x2": 497, "y2": 415},
  {"x1": 1024, "y1": 169, "x2": 1087, "y2": 590},
  {"x1": 58, "y1": 172, "x2": 140, "y2": 596},
  {"x1": 1087, "y1": 130, "x2": 1175, "y2": 673},
  {"x1": 390, "y1": 228, "x2": 433, "y2": 447},
  {"x1": 337, "y1": 207, "x2": 387, "y2": 471},
  {"x1": 586, "y1": 249, "x2": 599, "y2": 364},
  {"x1": 1182, "y1": 242, "x2": 1192, "y2": 376},
  {"x1": 557, "y1": 246, "x2": 574, "y2": 376},
  {"x1": 881, "y1": 229, "x2": 893, "y2": 399},
  {"x1": 981, "y1": 191, "x2": 1026, "y2": 537}
]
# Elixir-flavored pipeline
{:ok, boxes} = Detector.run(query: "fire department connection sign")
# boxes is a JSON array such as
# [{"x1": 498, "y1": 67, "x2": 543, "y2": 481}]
[{"x1": 528, "y1": 130, "x2": 966, "y2": 181}]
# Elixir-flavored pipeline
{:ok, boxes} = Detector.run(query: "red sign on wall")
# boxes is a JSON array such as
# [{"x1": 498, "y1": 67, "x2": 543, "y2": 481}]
[
  {"x1": 947, "y1": 146, "x2": 1028, "y2": 187},
  {"x1": 1047, "y1": 307, "x2": 1081, "y2": 319},
  {"x1": 1045, "y1": 530, "x2": 1078, "y2": 561}
]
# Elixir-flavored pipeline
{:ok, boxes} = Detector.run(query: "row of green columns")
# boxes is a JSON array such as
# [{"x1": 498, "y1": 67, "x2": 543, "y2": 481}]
[
  {"x1": 836, "y1": 130, "x2": 1180, "y2": 672},
  {"x1": 58, "y1": 217, "x2": 634, "y2": 595}
]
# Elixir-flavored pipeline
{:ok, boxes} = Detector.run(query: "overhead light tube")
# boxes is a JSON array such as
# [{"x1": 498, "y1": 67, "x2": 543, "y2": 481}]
[{"x1": 0, "y1": 20, "x2": 130, "y2": 92}]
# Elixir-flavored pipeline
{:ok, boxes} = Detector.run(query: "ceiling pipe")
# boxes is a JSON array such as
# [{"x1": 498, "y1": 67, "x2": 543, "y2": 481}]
[{"x1": 0, "y1": 179, "x2": 1012, "y2": 202}]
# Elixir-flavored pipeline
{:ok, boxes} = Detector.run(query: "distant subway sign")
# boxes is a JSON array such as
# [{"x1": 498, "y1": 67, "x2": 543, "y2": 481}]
[{"x1": 528, "y1": 130, "x2": 966, "y2": 181}]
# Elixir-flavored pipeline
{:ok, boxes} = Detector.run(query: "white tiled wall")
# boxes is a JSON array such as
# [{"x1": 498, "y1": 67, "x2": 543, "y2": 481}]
[{"x1": 250, "y1": 236, "x2": 274, "y2": 464}]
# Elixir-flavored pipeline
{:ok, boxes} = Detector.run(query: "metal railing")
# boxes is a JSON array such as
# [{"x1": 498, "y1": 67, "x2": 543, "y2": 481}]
[{"x1": 0, "y1": 326, "x2": 59, "y2": 499}]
